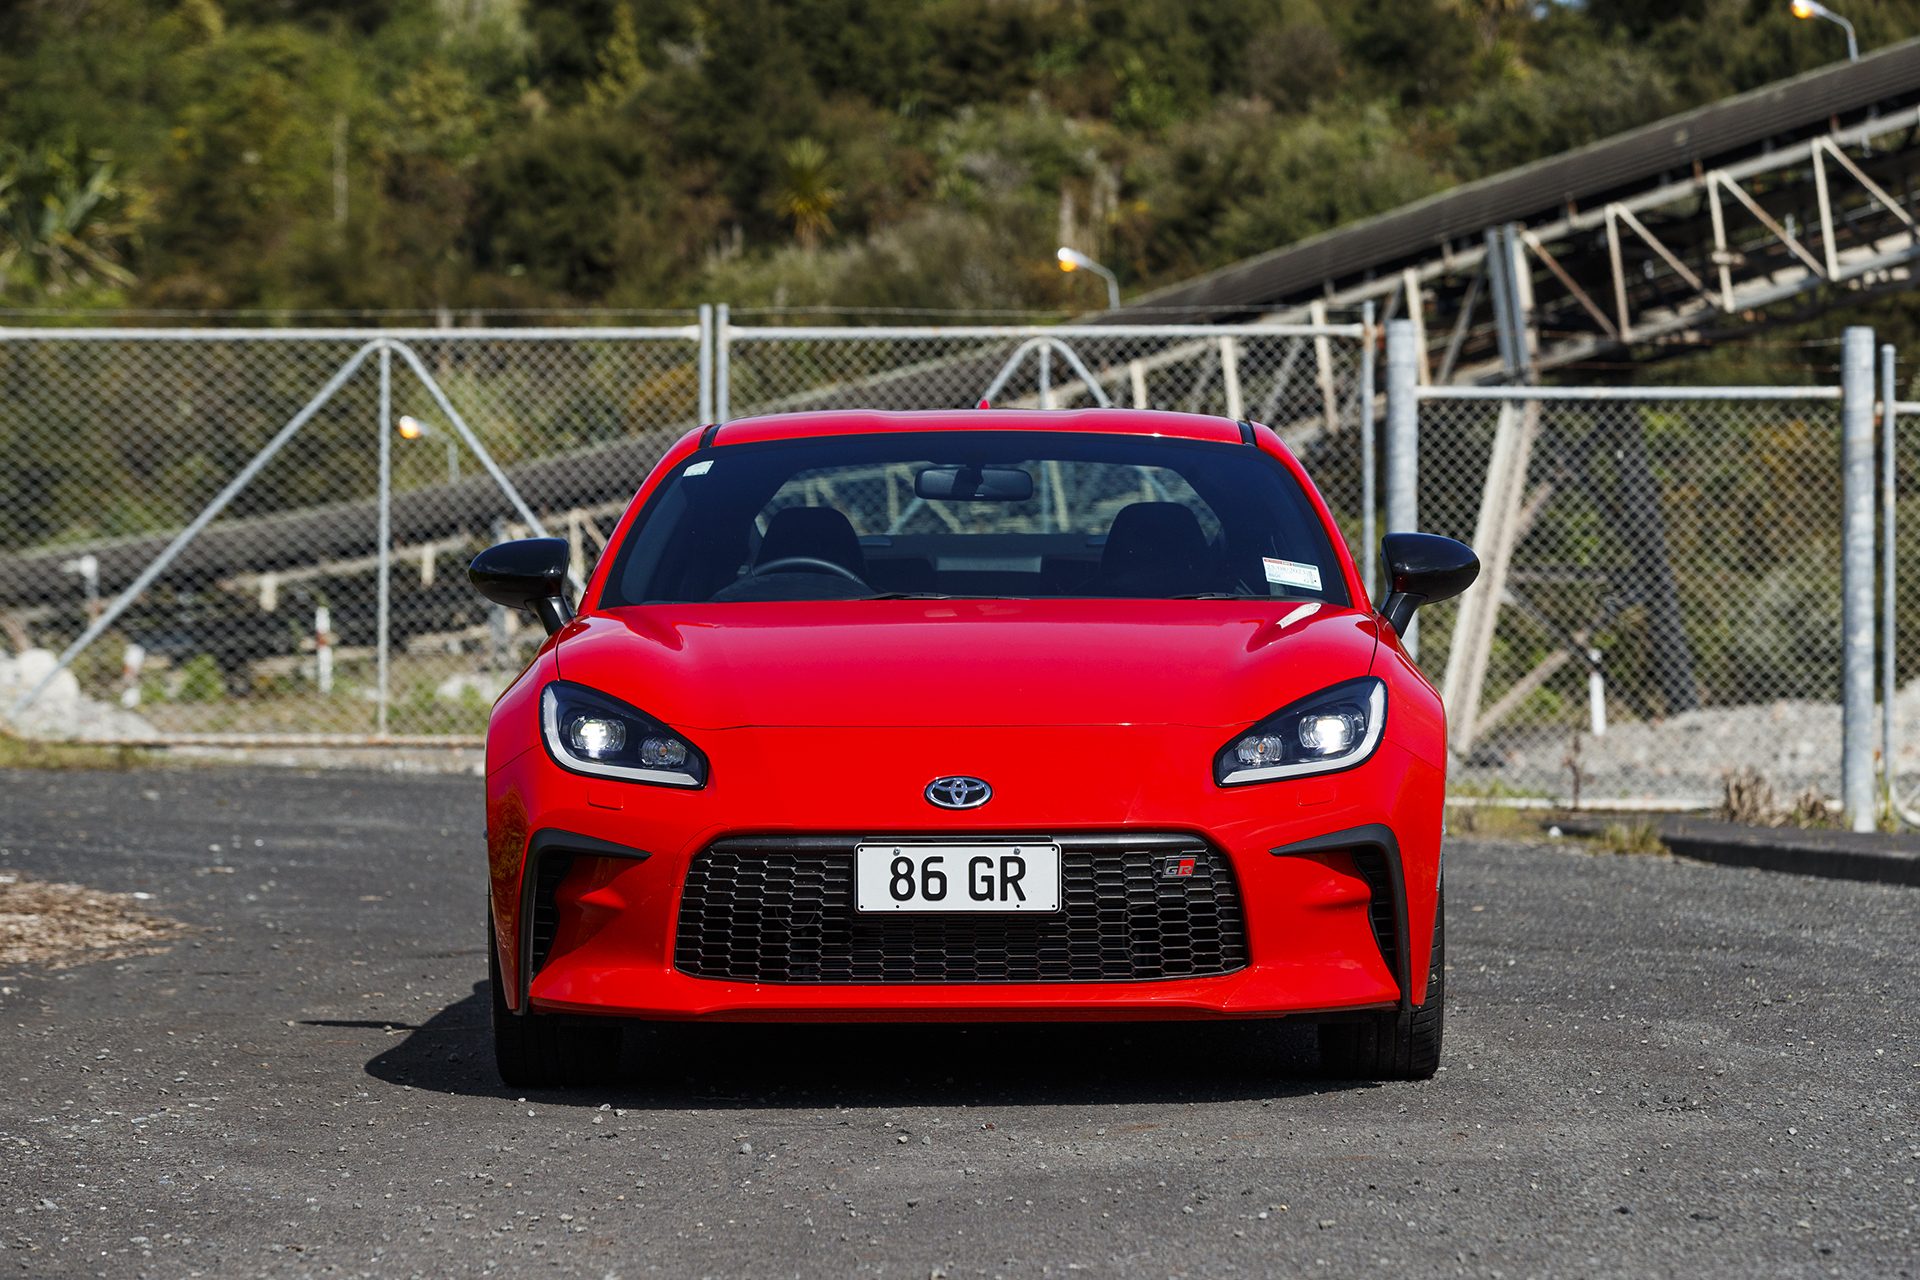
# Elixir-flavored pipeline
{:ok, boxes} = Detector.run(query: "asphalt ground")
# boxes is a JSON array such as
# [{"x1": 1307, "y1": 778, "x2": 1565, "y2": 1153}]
[{"x1": 0, "y1": 766, "x2": 1914, "y2": 1279}]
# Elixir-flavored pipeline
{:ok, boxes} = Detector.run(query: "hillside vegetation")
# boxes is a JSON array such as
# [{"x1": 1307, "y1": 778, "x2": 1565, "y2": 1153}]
[{"x1": 5, "y1": 0, "x2": 1916, "y2": 318}]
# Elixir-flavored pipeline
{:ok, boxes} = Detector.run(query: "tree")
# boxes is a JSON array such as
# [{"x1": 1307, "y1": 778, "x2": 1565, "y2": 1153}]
[
  {"x1": 772, "y1": 138, "x2": 840, "y2": 250},
  {"x1": 0, "y1": 143, "x2": 146, "y2": 300}
]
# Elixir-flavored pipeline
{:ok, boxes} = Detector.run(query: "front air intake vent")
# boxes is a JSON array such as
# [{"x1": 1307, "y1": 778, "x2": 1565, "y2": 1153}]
[{"x1": 674, "y1": 834, "x2": 1248, "y2": 984}]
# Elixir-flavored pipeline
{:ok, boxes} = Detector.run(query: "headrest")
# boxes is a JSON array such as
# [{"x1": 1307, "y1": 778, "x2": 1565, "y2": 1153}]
[
  {"x1": 1100, "y1": 502, "x2": 1212, "y2": 596},
  {"x1": 756, "y1": 506, "x2": 864, "y2": 574}
]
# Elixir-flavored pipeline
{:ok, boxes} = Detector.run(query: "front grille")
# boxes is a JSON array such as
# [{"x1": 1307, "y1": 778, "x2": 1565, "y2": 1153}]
[{"x1": 674, "y1": 835, "x2": 1248, "y2": 984}]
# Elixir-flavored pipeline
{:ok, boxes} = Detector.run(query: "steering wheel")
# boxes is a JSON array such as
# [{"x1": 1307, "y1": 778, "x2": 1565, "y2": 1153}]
[{"x1": 748, "y1": 555, "x2": 869, "y2": 586}]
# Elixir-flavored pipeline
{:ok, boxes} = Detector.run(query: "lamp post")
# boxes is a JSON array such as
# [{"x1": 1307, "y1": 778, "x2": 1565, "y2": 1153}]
[
  {"x1": 1790, "y1": 0, "x2": 1859, "y2": 62},
  {"x1": 1056, "y1": 247, "x2": 1121, "y2": 311},
  {"x1": 397, "y1": 414, "x2": 460, "y2": 485}
]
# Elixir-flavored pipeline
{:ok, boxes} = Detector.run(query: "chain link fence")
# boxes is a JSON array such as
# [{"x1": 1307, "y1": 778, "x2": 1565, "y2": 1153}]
[
  {"x1": 0, "y1": 317, "x2": 1369, "y2": 744},
  {"x1": 1410, "y1": 388, "x2": 1854, "y2": 809},
  {"x1": 1, "y1": 312, "x2": 1900, "y2": 817},
  {"x1": 0, "y1": 327, "x2": 704, "y2": 742},
  {"x1": 0, "y1": 312, "x2": 1905, "y2": 817}
]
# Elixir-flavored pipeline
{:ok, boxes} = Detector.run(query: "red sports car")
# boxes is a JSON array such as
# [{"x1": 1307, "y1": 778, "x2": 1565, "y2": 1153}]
[{"x1": 470, "y1": 408, "x2": 1477, "y2": 1087}]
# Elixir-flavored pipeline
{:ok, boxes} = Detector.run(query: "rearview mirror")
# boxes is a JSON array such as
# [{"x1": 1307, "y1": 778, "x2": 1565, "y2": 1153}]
[
  {"x1": 914, "y1": 465, "x2": 1035, "y2": 502},
  {"x1": 1378, "y1": 533, "x2": 1479, "y2": 638},
  {"x1": 469, "y1": 537, "x2": 574, "y2": 636}
]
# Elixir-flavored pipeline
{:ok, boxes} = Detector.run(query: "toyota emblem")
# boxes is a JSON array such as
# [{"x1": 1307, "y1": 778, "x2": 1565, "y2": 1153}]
[{"x1": 925, "y1": 776, "x2": 992, "y2": 809}]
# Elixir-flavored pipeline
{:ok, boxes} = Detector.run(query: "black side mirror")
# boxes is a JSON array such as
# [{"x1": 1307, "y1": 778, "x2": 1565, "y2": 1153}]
[
  {"x1": 469, "y1": 537, "x2": 574, "y2": 636},
  {"x1": 1378, "y1": 532, "x2": 1479, "y2": 637}
]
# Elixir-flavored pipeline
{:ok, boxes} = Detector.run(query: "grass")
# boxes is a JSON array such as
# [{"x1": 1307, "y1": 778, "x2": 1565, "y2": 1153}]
[
  {"x1": 0, "y1": 730, "x2": 156, "y2": 771},
  {"x1": 1444, "y1": 803, "x2": 1549, "y2": 841},
  {"x1": 1586, "y1": 819, "x2": 1669, "y2": 857},
  {"x1": 1443, "y1": 778, "x2": 1555, "y2": 803}
]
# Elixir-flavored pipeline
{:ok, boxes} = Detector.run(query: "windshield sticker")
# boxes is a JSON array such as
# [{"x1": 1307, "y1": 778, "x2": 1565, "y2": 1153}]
[
  {"x1": 684, "y1": 459, "x2": 714, "y2": 477},
  {"x1": 1263, "y1": 558, "x2": 1322, "y2": 592}
]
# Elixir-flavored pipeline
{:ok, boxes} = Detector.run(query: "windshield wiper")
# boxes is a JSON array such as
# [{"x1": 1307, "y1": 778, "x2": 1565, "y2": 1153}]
[{"x1": 1166, "y1": 592, "x2": 1252, "y2": 600}]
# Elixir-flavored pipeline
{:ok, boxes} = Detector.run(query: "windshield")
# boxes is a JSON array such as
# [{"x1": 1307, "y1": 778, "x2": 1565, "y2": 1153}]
[{"x1": 600, "y1": 431, "x2": 1348, "y2": 606}]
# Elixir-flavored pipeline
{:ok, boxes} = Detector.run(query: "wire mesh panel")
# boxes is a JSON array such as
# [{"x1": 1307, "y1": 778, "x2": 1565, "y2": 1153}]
[
  {"x1": 1414, "y1": 393, "x2": 1846, "y2": 807},
  {"x1": 0, "y1": 329, "x2": 702, "y2": 741}
]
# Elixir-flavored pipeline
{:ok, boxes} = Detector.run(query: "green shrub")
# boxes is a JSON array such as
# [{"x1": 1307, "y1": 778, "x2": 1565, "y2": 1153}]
[{"x1": 174, "y1": 654, "x2": 225, "y2": 703}]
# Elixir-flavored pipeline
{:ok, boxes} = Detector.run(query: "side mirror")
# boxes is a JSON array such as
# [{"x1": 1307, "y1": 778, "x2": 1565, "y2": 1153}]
[
  {"x1": 469, "y1": 537, "x2": 574, "y2": 636},
  {"x1": 1378, "y1": 532, "x2": 1479, "y2": 638}
]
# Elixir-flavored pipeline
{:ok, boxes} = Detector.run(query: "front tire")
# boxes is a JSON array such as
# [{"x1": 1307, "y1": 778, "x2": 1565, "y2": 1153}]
[
  {"x1": 1318, "y1": 888, "x2": 1444, "y2": 1080},
  {"x1": 489, "y1": 911, "x2": 622, "y2": 1088}
]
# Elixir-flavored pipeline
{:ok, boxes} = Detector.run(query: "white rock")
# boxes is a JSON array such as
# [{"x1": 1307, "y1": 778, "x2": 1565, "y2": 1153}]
[{"x1": 0, "y1": 648, "x2": 157, "y2": 741}]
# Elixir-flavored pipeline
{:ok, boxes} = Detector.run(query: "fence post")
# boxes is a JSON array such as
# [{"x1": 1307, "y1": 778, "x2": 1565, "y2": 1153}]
[
  {"x1": 376, "y1": 340, "x2": 392, "y2": 738},
  {"x1": 715, "y1": 303, "x2": 732, "y2": 422},
  {"x1": 697, "y1": 304, "x2": 714, "y2": 424},
  {"x1": 1882, "y1": 343, "x2": 1899, "y2": 819},
  {"x1": 1841, "y1": 326, "x2": 1876, "y2": 832},
  {"x1": 1359, "y1": 302, "x2": 1378, "y2": 600},
  {"x1": 1385, "y1": 319, "x2": 1419, "y2": 654}
]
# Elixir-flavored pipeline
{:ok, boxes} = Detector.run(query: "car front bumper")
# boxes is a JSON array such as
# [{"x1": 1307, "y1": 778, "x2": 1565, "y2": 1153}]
[{"x1": 486, "y1": 723, "x2": 1444, "y2": 1023}]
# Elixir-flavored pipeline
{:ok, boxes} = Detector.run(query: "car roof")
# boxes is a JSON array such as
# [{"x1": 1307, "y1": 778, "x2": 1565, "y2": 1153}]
[{"x1": 710, "y1": 407, "x2": 1248, "y2": 448}]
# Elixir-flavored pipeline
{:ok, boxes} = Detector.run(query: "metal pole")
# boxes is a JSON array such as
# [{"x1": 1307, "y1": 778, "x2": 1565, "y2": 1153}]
[
  {"x1": 376, "y1": 341, "x2": 392, "y2": 738},
  {"x1": 1360, "y1": 301, "x2": 1378, "y2": 600},
  {"x1": 1385, "y1": 319, "x2": 1419, "y2": 655},
  {"x1": 1484, "y1": 227, "x2": 1516, "y2": 375},
  {"x1": 715, "y1": 303, "x2": 731, "y2": 422},
  {"x1": 12, "y1": 340, "x2": 384, "y2": 715},
  {"x1": 696, "y1": 303, "x2": 714, "y2": 424},
  {"x1": 1842, "y1": 325, "x2": 1877, "y2": 831},
  {"x1": 1881, "y1": 343, "x2": 1899, "y2": 816}
]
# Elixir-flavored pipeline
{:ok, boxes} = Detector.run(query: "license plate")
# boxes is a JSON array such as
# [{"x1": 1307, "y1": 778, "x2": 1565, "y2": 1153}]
[{"x1": 854, "y1": 844, "x2": 1061, "y2": 913}]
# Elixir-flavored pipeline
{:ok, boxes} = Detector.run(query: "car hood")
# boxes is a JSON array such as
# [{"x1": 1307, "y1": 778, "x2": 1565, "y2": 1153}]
[{"x1": 554, "y1": 600, "x2": 1379, "y2": 730}]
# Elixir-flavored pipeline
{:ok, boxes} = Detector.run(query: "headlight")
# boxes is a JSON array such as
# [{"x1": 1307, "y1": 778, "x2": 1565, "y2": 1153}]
[
  {"x1": 540, "y1": 682, "x2": 707, "y2": 787},
  {"x1": 1214, "y1": 677, "x2": 1386, "y2": 786}
]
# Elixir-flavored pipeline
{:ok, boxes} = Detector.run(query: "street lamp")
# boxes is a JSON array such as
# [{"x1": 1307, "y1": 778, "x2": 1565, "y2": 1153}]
[
  {"x1": 397, "y1": 414, "x2": 460, "y2": 485},
  {"x1": 1790, "y1": 0, "x2": 1859, "y2": 62},
  {"x1": 1056, "y1": 246, "x2": 1121, "y2": 311}
]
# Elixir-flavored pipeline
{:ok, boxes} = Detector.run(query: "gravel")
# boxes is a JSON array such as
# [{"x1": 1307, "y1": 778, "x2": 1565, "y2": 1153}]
[{"x1": 0, "y1": 766, "x2": 1914, "y2": 1277}]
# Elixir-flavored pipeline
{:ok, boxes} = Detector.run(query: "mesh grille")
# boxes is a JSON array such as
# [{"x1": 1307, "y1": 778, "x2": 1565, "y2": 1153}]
[
  {"x1": 673, "y1": 836, "x2": 1249, "y2": 984},
  {"x1": 526, "y1": 856, "x2": 574, "y2": 979}
]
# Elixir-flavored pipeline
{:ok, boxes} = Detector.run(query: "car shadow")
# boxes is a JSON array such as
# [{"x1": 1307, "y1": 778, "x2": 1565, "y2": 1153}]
[{"x1": 364, "y1": 981, "x2": 1374, "y2": 1108}]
